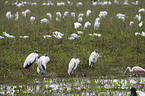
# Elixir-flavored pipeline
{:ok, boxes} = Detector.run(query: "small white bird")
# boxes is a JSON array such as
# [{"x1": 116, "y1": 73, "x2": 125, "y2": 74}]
[
  {"x1": 89, "y1": 50, "x2": 101, "y2": 70},
  {"x1": 37, "y1": 54, "x2": 50, "y2": 74},
  {"x1": 83, "y1": 21, "x2": 91, "y2": 30},
  {"x1": 130, "y1": 87, "x2": 145, "y2": 96},
  {"x1": 3, "y1": 32, "x2": 15, "y2": 38},
  {"x1": 46, "y1": 13, "x2": 52, "y2": 20},
  {"x1": 71, "y1": 12, "x2": 75, "y2": 19},
  {"x1": 94, "y1": 20, "x2": 100, "y2": 30},
  {"x1": 139, "y1": 21, "x2": 143, "y2": 27},
  {"x1": 40, "y1": 18, "x2": 49, "y2": 24},
  {"x1": 63, "y1": 11, "x2": 69, "y2": 18},
  {"x1": 30, "y1": 16, "x2": 35, "y2": 24},
  {"x1": 86, "y1": 10, "x2": 91, "y2": 17},
  {"x1": 74, "y1": 22, "x2": 82, "y2": 29},
  {"x1": 68, "y1": 56, "x2": 80, "y2": 75},
  {"x1": 23, "y1": 50, "x2": 39, "y2": 69},
  {"x1": 56, "y1": 12, "x2": 62, "y2": 18}
]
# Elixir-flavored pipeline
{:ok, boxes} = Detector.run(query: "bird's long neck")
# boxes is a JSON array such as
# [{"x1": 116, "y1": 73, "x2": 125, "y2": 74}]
[{"x1": 127, "y1": 67, "x2": 133, "y2": 72}]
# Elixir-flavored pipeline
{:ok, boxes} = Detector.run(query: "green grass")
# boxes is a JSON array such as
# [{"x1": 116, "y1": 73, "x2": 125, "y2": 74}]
[{"x1": 0, "y1": 0, "x2": 145, "y2": 82}]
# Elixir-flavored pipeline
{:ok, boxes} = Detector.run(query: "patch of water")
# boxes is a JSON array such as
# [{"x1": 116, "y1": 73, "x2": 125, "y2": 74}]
[{"x1": 0, "y1": 77, "x2": 145, "y2": 95}]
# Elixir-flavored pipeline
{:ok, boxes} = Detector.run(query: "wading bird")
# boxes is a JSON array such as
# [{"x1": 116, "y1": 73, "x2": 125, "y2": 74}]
[
  {"x1": 37, "y1": 54, "x2": 50, "y2": 74},
  {"x1": 130, "y1": 87, "x2": 145, "y2": 96},
  {"x1": 23, "y1": 50, "x2": 39, "y2": 69},
  {"x1": 68, "y1": 56, "x2": 80, "y2": 75},
  {"x1": 124, "y1": 66, "x2": 145, "y2": 76},
  {"x1": 89, "y1": 50, "x2": 101, "y2": 70}
]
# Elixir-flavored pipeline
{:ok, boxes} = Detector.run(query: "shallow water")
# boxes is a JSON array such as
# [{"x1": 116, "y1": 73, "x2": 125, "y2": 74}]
[{"x1": 0, "y1": 76, "x2": 145, "y2": 95}]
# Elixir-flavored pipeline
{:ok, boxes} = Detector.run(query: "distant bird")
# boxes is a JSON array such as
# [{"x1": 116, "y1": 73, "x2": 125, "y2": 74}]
[
  {"x1": 139, "y1": 21, "x2": 143, "y2": 27},
  {"x1": 23, "y1": 50, "x2": 39, "y2": 69},
  {"x1": 74, "y1": 22, "x2": 82, "y2": 29},
  {"x1": 94, "y1": 18, "x2": 100, "y2": 30},
  {"x1": 130, "y1": 87, "x2": 145, "y2": 96},
  {"x1": 89, "y1": 50, "x2": 101, "y2": 70},
  {"x1": 30, "y1": 16, "x2": 35, "y2": 24},
  {"x1": 124, "y1": 66, "x2": 145, "y2": 76},
  {"x1": 37, "y1": 54, "x2": 50, "y2": 74},
  {"x1": 86, "y1": 10, "x2": 91, "y2": 17},
  {"x1": 68, "y1": 56, "x2": 80, "y2": 75}
]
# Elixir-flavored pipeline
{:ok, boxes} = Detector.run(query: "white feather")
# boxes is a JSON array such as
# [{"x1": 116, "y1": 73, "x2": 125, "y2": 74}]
[
  {"x1": 89, "y1": 51, "x2": 100, "y2": 67},
  {"x1": 37, "y1": 55, "x2": 50, "y2": 74},
  {"x1": 68, "y1": 58, "x2": 80, "y2": 75},
  {"x1": 23, "y1": 53, "x2": 39, "y2": 68}
]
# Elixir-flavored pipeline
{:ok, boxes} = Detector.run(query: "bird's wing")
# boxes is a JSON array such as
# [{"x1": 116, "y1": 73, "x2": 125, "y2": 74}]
[
  {"x1": 136, "y1": 90, "x2": 145, "y2": 96},
  {"x1": 23, "y1": 53, "x2": 39, "y2": 68},
  {"x1": 89, "y1": 52, "x2": 95, "y2": 65}
]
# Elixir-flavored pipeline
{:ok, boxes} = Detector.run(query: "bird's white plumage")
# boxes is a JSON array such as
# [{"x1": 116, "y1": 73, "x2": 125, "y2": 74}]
[
  {"x1": 68, "y1": 57, "x2": 80, "y2": 75},
  {"x1": 37, "y1": 55, "x2": 50, "y2": 74},
  {"x1": 23, "y1": 53, "x2": 39, "y2": 68},
  {"x1": 89, "y1": 51, "x2": 100, "y2": 67},
  {"x1": 136, "y1": 90, "x2": 145, "y2": 96}
]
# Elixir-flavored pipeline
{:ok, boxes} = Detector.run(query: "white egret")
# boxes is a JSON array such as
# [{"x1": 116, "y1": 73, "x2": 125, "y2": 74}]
[
  {"x1": 37, "y1": 54, "x2": 50, "y2": 74},
  {"x1": 99, "y1": 11, "x2": 108, "y2": 18},
  {"x1": 6, "y1": 12, "x2": 13, "y2": 20},
  {"x1": 139, "y1": 21, "x2": 143, "y2": 27},
  {"x1": 63, "y1": 11, "x2": 69, "y2": 18},
  {"x1": 23, "y1": 50, "x2": 39, "y2": 69},
  {"x1": 129, "y1": 21, "x2": 134, "y2": 27},
  {"x1": 57, "y1": 1, "x2": 65, "y2": 6},
  {"x1": 130, "y1": 87, "x2": 145, "y2": 96},
  {"x1": 30, "y1": 16, "x2": 35, "y2": 24},
  {"x1": 141, "y1": 31, "x2": 145, "y2": 37},
  {"x1": 71, "y1": 12, "x2": 75, "y2": 19},
  {"x1": 0, "y1": 36, "x2": 4, "y2": 39},
  {"x1": 83, "y1": 21, "x2": 91, "y2": 30},
  {"x1": 20, "y1": 36, "x2": 29, "y2": 38},
  {"x1": 132, "y1": 1, "x2": 138, "y2": 5},
  {"x1": 53, "y1": 31, "x2": 64, "y2": 39},
  {"x1": 74, "y1": 22, "x2": 82, "y2": 29},
  {"x1": 135, "y1": 32, "x2": 140, "y2": 36},
  {"x1": 86, "y1": 10, "x2": 91, "y2": 17},
  {"x1": 56, "y1": 12, "x2": 62, "y2": 18},
  {"x1": 76, "y1": 2, "x2": 83, "y2": 6},
  {"x1": 78, "y1": 17, "x2": 83, "y2": 22},
  {"x1": 3, "y1": 32, "x2": 15, "y2": 38},
  {"x1": 135, "y1": 14, "x2": 141, "y2": 21},
  {"x1": 68, "y1": 56, "x2": 80, "y2": 75},
  {"x1": 94, "y1": 20, "x2": 100, "y2": 30},
  {"x1": 89, "y1": 50, "x2": 101, "y2": 70},
  {"x1": 40, "y1": 18, "x2": 49, "y2": 24},
  {"x1": 46, "y1": 13, "x2": 52, "y2": 20},
  {"x1": 138, "y1": 8, "x2": 145, "y2": 13},
  {"x1": 43, "y1": 35, "x2": 51, "y2": 38}
]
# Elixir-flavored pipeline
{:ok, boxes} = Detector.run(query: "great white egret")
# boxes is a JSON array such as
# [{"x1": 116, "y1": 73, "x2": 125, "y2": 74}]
[
  {"x1": 130, "y1": 87, "x2": 145, "y2": 96},
  {"x1": 68, "y1": 56, "x2": 80, "y2": 75},
  {"x1": 23, "y1": 50, "x2": 39, "y2": 69},
  {"x1": 37, "y1": 54, "x2": 50, "y2": 74},
  {"x1": 89, "y1": 50, "x2": 101, "y2": 70}
]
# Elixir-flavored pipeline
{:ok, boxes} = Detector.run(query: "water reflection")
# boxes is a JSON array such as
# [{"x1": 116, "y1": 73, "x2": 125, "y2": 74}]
[{"x1": 0, "y1": 77, "x2": 145, "y2": 95}]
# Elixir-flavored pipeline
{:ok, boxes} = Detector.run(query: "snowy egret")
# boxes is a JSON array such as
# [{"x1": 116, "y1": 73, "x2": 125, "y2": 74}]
[
  {"x1": 40, "y1": 18, "x2": 49, "y2": 24},
  {"x1": 23, "y1": 50, "x2": 39, "y2": 69},
  {"x1": 78, "y1": 17, "x2": 83, "y2": 22},
  {"x1": 56, "y1": 12, "x2": 62, "y2": 18},
  {"x1": 53, "y1": 31, "x2": 64, "y2": 39},
  {"x1": 130, "y1": 87, "x2": 145, "y2": 96},
  {"x1": 89, "y1": 50, "x2": 101, "y2": 70},
  {"x1": 6, "y1": 12, "x2": 13, "y2": 20},
  {"x1": 68, "y1": 56, "x2": 80, "y2": 75},
  {"x1": 124, "y1": 66, "x2": 145, "y2": 76},
  {"x1": 37, "y1": 54, "x2": 50, "y2": 74}
]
